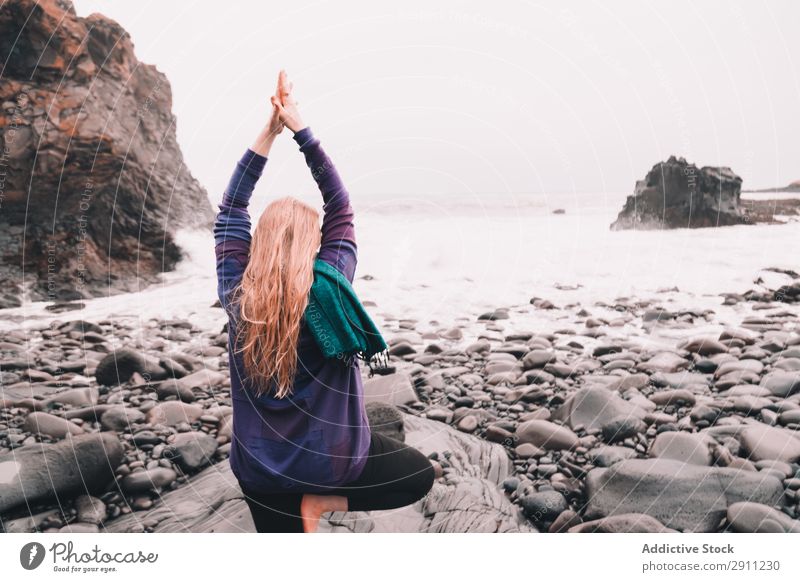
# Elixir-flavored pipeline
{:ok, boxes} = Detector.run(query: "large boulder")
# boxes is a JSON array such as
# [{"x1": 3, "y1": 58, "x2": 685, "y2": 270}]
[
  {"x1": 584, "y1": 458, "x2": 783, "y2": 532},
  {"x1": 362, "y1": 372, "x2": 419, "y2": 407},
  {"x1": 611, "y1": 156, "x2": 744, "y2": 230},
  {"x1": 551, "y1": 385, "x2": 647, "y2": 432},
  {"x1": 0, "y1": 433, "x2": 123, "y2": 514},
  {"x1": 0, "y1": 0, "x2": 213, "y2": 303},
  {"x1": 104, "y1": 414, "x2": 531, "y2": 533}
]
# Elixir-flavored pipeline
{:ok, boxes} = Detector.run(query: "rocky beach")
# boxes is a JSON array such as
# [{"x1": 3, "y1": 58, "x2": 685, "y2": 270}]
[
  {"x1": 2, "y1": 0, "x2": 800, "y2": 536},
  {"x1": 3, "y1": 265, "x2": 800, "y2": 534}
]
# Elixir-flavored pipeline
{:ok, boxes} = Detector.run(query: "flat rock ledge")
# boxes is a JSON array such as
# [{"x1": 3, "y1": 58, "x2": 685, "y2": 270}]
[{"x1": 104, "y1": 414, "x2": 532, "y2": 533}]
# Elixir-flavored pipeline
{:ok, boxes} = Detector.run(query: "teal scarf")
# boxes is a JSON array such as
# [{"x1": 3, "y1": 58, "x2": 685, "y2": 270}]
[{"x1": 304, "y1": 257, "x2": 388, "y2": 371}]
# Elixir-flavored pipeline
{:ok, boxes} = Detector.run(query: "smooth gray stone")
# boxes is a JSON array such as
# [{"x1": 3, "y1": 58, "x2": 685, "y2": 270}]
[
  {"x1": 588, "y1": 445, "x2": 637, "y2": 467},
  {"x1": 121, "y1": 468, "x2": 178, "y2": 494},
  {"x1": 0, "y1": 433, "x2": 123, "y2": 513},
  {"x1": 157, "y1": 369, "x2": 227, "y2": 401},
  {"x1": 362, "y1": 372, "x2": 418, "y2": 406},
  {"x1": 649, "y1": 432, "x2": 712, "y2": 465},
  {"x1": 739, "y1": 424, "x2": 800, "y2": 463},
  {"x1": 727, "y1": 502, "x2": 800, "y2": 533},
  {"x1": 760, "y1": 371, "x2": 800, "y2": 398},
  {"x1": 584, "y1": 458, "x2": 784, "y2": 532},
  {"x1": 105, "y1": 415, "x2": 532, "y2": 533},
  {"x1": 100, "y1": 406, "x2": 145, "y2": 431},
  {"x1": 569, "y1": 513, "x2": 676, "y2": 533},
  {"x1": 365, "y1": 401, "x2": 405, "y2": 442},
  {"x1": 516, "y1": 419, "x2": 579, "y2": 451},
  {"x1": 164, "y1": 432, "x2": 218, "y2": 472},
  {"x1": 74, "y1": 495, "x2": 107, "y2": 525},
  {"x1": 23, "y1": 412, "x2": 84, "y2": 438},
  {"x1": 552, "y1": 385, "x2": 646, "y2": 432}
]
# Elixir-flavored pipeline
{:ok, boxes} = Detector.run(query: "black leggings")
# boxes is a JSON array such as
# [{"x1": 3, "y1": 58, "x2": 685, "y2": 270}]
[{"x1": 240, "y1": 431, "x2": 436, "y2": 533}]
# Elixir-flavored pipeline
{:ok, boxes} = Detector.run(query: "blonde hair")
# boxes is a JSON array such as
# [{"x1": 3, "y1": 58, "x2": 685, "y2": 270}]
[{"x1": 235, "y1": 196, "x2": 321, "y2": 398}]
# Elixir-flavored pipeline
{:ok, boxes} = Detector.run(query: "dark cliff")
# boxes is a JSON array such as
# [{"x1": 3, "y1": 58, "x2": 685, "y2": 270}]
[{"x1": 0, "y1": 0, "x2": 213, "y2": 307}]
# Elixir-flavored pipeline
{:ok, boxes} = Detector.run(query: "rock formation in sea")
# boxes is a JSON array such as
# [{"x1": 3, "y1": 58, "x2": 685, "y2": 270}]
[
  {"x1": 0, "y1": 0, "x2": 213, "y2": 308},
  {"x1": 610, "y1": 156, "x2": 744, "y2": 230}
]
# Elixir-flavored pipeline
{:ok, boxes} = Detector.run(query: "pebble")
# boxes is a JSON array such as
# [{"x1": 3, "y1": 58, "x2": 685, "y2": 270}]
[
  {"x1": 650, "y1": 432, "x2": 712, "y2": 465},
  {"x1": 727, "y1": 502, "x2": 800, "y2": 533},
  {"x1": 121, "y1": 468, "x2": 178, "y2": 494},
  {"x1": 516, "y1": 419, "x2": 578, "y2": 451},
  {"x1": 23, "y1": 412, "x2": 84, "y2": 438},
  {"x1": 519, "y1": 491, "x2": 567, "y2": 523},
  {"x1": 740, "y1": 424, "x2": 800, "y2": 463}
]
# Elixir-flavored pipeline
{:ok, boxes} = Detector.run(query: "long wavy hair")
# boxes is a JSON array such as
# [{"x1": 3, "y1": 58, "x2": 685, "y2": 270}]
[{"x1": 235, "y1": 196, "x2": 321, "y2": 398}]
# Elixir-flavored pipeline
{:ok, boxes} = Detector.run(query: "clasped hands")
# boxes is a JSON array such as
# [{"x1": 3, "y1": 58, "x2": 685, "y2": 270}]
[
  {"x1": 251, "y1": 70, "x2": 306, "y2": 157},
  {"x1": 268, "y1": 70, "x2": 305, "y2": 136}
]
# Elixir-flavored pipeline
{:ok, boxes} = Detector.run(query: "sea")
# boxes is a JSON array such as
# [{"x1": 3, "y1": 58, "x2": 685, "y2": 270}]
[{"x1": 2, "y1": 191, "x2": 799, "y2": 340}]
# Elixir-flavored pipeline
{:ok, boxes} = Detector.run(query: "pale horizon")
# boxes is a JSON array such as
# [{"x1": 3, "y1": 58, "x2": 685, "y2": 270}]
[{"x1": 72, "y1": 0, "x2": 799, "y2": 207}]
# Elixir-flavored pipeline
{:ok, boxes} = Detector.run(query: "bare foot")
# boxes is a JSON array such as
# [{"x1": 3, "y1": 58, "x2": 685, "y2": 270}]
[{"x1": 300, "y1": 494, "x2": 348, "y2": 533}]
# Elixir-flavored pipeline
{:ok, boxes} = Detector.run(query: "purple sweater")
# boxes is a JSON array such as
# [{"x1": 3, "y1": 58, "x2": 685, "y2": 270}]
[{"x1": 214, "y1": 127, "x2": 371, "y2": 493}]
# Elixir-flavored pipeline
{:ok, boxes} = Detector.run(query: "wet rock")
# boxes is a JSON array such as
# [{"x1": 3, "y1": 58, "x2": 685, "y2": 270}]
[
  {"x1": 59, "y1": 523, "x2": 100, "y2": 533},
  {"x1": 650, "y1": 432, "x2": 712, "y2": 465},
  {"x1": 519, "y1": 491, "x2": 567, "y2": 523},
  {"x1": 146, "y1": 402, "x2": 204, "y2": 427},
  {"x1": 121, "y1": 468, "x2": 178, "y2": 494},
  {"x1": 739, "y1": 424, "x2": 800, "y2": 463},
  {"x1": 682, "y1": 337, "x2": 728, "y2": 356},
  {"x1": 649, "y1": 389, "x2": 696, "y2": 407},
  {"x1": 521, "y1": 350, "x2": 556, "y2": 370},
  {"x1": 157, "y1": 369, "x2": 227, "y2": 402},
  {"x1": 23, "y1": 412, "x2": 84, "y2": 438},
  {"x1": 100, "y1": 406, "x2": 145, "y2": 431},
  {"x1": 760, "y1": 371, "x2": 800, "y2": 398},
  {"x1": 601, "y1": 415, "x2": 646, "y2": 443},
  {"x1": 584, "y1": 458, "x2": 783, "y2": 532},
  {"x1": 569, "y1": 513, "x2": 674, "y2": 533},
  {"x1": 516, "y1": 420, "x2": 578, "y2": 451},
  {"x1": 457, "y1": 415, "x2": 479, "y2": 433},
  {"x1": 610, "y1": 156, "x2": 744, "y2": 230},
  {"x1": 365, "y1": 402, "x2": 405, "y2": 442},
  {"x1": 106, "y1": 414, "x2": 531, "y2": 533},
  {"x1": 727, "y1": 502, "x2": 800, "y2": 533},
  {"x1": 636, "y1": 352, "x2": 689, "y2": 374},
  {"x1": 74, "y1": 495, "x2": 107, "y2": 525},
  {"x1": 0, "y1": 433, "x2": 123, "y2": 512},
  {"x1": 164, "y1": 432, "x2": 218, "y2": 472},
  {"x1": 552, "y1": 386, "x2": 646, "y2": 432},
  {"x1": 363, "y1": 373, "x2": 418, "y2": 406},
  {"x1": 588, "y1": 445, "x2": 637, "y2": 467},
  {"x1": 44, "y1": 387, "x2": 98, "y2": 409},
  {"x1": 548, "y1": 509, "x2": 582, "y2": 532},
  {"x1": 0, "y1": 0, "x2": 213, "y2": 301},
  {"x1": 94, "y1": 349, "x2": 146, "y2": 386}
]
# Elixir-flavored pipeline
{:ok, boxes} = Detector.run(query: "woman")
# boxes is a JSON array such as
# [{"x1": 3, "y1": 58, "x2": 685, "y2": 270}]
[{"x1": 213, "y1": 71, "x2": 435, "y2": 533}]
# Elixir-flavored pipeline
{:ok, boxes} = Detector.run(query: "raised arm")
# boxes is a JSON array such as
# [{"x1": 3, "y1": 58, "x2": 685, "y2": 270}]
[
  {"x1": 214, "y1": 80, "x2": 284, "y2": 308},
  {"x1": 272, "y1": 71, "x2": 357, "y2": 282},
  {"x1": 294, "y1": 128, "x2": 357, "y2": 282},
  {"x1": 213, "y1": 149, "x2": 267, "y2": 308}
]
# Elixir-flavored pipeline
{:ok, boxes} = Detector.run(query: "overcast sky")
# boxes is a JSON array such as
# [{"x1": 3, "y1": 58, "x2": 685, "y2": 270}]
[{"x1": 73, "y1": 0, "x2": 799, "y2": 204}]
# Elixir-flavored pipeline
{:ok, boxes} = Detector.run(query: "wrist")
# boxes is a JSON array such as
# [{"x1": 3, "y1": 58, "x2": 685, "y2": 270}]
[{"x1": 251, "y1": 128, "x2": 277, "y2": 157}]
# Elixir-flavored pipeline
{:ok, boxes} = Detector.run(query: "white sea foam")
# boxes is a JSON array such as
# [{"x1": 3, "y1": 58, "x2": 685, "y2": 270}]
[{"x1": 2, "y1": 193, "x2": 798, "y2": 334}]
